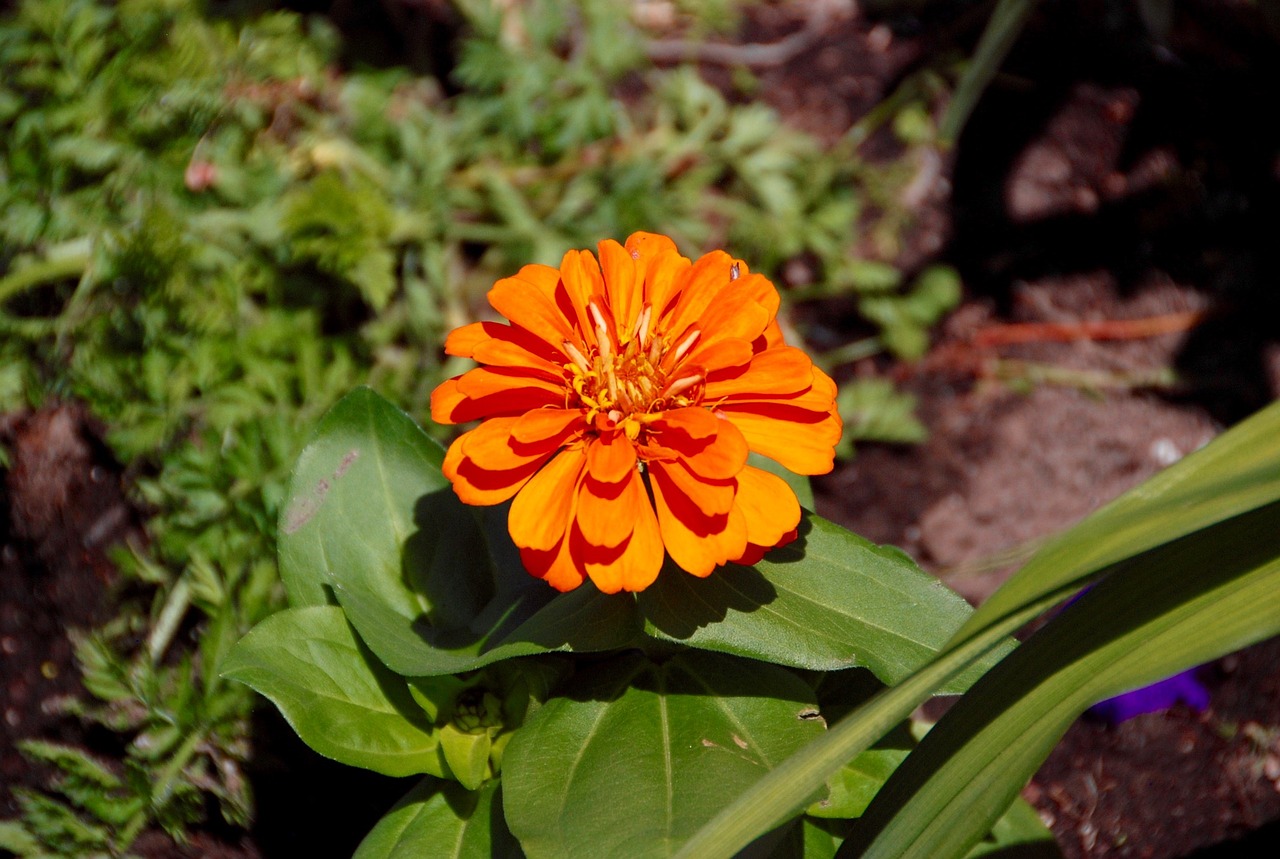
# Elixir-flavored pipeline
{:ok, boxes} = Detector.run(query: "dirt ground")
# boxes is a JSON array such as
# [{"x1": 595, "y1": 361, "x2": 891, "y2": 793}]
[{"x1": 4, "y1": 1, "x2": 1280, "y2": 857}]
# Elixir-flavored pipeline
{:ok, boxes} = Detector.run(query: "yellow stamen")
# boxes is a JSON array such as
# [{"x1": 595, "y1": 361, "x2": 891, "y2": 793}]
[
  {"x1": 672, "y1": 328, "x2": 700, "y2": 364},
  {"x1": 662, "y1": 373, "x2": 703, "y2": 400},
  {"x1": 563, "y1": 340, "x2": 591, "y2": 374}
]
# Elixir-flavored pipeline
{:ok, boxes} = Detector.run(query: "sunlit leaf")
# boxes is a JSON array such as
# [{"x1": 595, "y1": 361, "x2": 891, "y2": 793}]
[
  {"x1": 221, "y1": 606, "x2": 447, "y2": 777},
  {"x1": 640, "y1": 515, "x2": 1011, "y2": 690},
  {"x1": 503, "y1": 651, "x2": 826, "y2": 859}
]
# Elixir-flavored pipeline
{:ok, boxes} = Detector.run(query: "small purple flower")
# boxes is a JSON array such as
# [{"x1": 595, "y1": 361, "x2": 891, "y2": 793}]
[{"x1": 1087, "y1": 668, "x2": 1211, "y2": 724}]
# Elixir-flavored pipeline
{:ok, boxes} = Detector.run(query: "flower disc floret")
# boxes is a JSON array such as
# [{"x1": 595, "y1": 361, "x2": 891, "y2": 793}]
[{"x1": 431, "y1": 232, "x2": 841, "y2": 594}]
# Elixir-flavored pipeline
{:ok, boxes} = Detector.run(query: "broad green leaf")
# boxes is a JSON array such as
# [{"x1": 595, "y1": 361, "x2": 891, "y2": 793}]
[
  {"x1": 278, "y1": 386, "x2": 446, "y2": 608},
  {"x1": 962, "y1": 399, "x2": 1280, "y2": 642},
  {"x1": 503, "y1": 651, "x2": 826, "y2": 859},
  {"x1": 670, "y1": 574, "x2": 1071, "y2": 856},
  {"x1": 277, "y1": 386, "x2": 642, "y2": 676},
  {"x1": 353, "y1": 778, "x2": 519, "y2": 859},
  {"x1": 221, "y1": 606, "x2": 446, "y2": 778},
  {"x1": 639, "y1": 515, "x2": 1010, "y2": 689},
  {"x1": 344, "y1": 571, "x2": 643, "y2": 677},
  {"x1": 846, "y1": 501, "x2": 1280, "y2": 859},
  {"x1": 806, "y1": 746, "x2": 910, "y2": 820}
]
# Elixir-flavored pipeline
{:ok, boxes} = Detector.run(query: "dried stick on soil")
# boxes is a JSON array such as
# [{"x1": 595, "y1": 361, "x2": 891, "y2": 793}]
[
  {"x1": 971, "y1": 309, "x2": 1210, "y2": 349},
  {"x1": 644, "y1": 1, "x2": 844, "y2": 68}
]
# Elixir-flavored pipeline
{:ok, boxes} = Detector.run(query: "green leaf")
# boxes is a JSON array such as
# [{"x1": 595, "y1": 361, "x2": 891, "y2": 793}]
[
  {"x1": 806, "y1": 746, "x2": 910, "y2": 820},
  {"x1": 963, "y1": 797, "x2": 1058, "y2": 858},
  {"x1": 353, "y1": 778, "x2": 519, "y2": 859},
  {"x1": 278, "y1": 387, "x2": 641, "y2": 677},
  {"x1": 677, "y1": 401, "x2": 1280, "y2": 858},
  {"x1": 639, "y1": 515, "x2": 1010, "y2": 689},
  {"x1": 503, "y1": 651, "x2": 826, "y2": 858},
  {"x1": 279, "y1": 386, "x2": 445, "y2": 608},
  {"x1": 846, "y1": 501, "x2": 1280, "y2": 859},
  {"x1": 221, "y1": 606, "x2": 446, "y2": 777},
  {"x1": 941, "y1": 0, "x2": 1040, "y2": 142}
]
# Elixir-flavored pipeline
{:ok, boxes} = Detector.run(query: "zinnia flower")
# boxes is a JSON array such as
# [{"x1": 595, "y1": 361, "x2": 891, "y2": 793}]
[{"x1": 431, "y1": 232, "x2": 840, "y2": 594}]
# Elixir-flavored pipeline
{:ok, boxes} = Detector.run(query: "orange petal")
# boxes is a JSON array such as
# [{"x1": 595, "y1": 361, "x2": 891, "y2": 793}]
[
  {"x1": 626, "y1": 233, "x2": 688, "y2": 319},
  {"x1": 680, "y1": 337, "x2": 754, "y2": 375},
  {"x1": 557, "y1": 249, "x2": 604, "y2": 346},
  {"x1": 718, "y1": 406, "x2": 840, "y2": 475},
  {"x1": 460, "y1": 417, "x2": 553, "y2": 470},
  {"x1": 735, "y1": 527, "x2": 797, "y2": 566},
  {"x1": 430, "y1": 377, "x2": 468, "y2": 425},
  {"x1": 689, "y1": 287, "x2": 771, "y2": 346},
  {"x1": 444, "y1": 322, "x2": 489, "y2": 357},
  {"x1": 470, "y1": 322, "x2": 568, "y2": 374},
  {"x1": 649, "y1": 406, "x2": 719, "y2": 446},
  {"x1": 520, "y1": 536, "x2": 585, "y2": 592},
  {"x1": 657, "y1": 457, "x2": 735, "y2": 516},
  {"x1": 598, "y1": 239, "x2": 640, "y2": 337},
  {"x1": 576, "y1": 494, "x2": 664, "y2": 594},
  {"x1": 456, "y1": 365, "x2": 561, "y2": 400},
  {"x1": 489, "y1": 273, "x2": 575, "y2": 349},
  {"x1": 586, "y1": 430, "x2": 637, "y2": 484},
  {"x1": 654, "y1": 412, "x2": 749, "y2": 480},
  {"x1": 733, "y1": 465, "x2": 801, "y2": 549},
  {"x1": 616, "y1": 497, "x2": 664, "y2": 592},
  {"x1": 649, "y1": 462, "x2": 747, "y2": 577},
  {"x1": 443, "y1": 439, "x2": 547, "y2": 506},
  {"x1": 665, "y1": 250, "x2": 735, "y2": 334},
  {"x1": 704, "y1": 347, "x2": 817, "y2": 399},
  {"x1": 509, "y1": 447, "x2": 585, "y2": 552},
  {"x1": 511, "y1": 408, "x2": 584, "y2": 446},
  {"x1": 576, "y1": 467, "x2": 645, "y2": 549}
]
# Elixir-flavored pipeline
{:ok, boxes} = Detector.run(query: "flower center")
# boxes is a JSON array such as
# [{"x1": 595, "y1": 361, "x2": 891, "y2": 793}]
[{"x1": 563, "y1": 299, "x2": 704, "y2": 439}]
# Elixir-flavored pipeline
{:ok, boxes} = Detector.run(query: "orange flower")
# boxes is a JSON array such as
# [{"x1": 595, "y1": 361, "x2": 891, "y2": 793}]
[{"x1": 431, "y1": 233, "x2": 841, "y2": 594}]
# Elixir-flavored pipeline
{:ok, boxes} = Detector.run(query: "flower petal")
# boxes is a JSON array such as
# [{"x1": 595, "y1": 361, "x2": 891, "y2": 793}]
[
  {"x1": 626, "y1": 232, "x2": 688, "y2": 318},
  {"x1": 585, "y1": 430, "x2": 637, "y2": 484},
  {"x1": 651, "y1": 411, "x2": 749, "y2": 480},
  {"x1": 718, "y1": 406, "x2": 840, "y2": 475},
  {"x1": 578, "y1": 496, "x2": 664, "y2": 593},
  {"x1": 733, "y1": 465, "x2": 801, "y2": 549},
  {"x1": 557, "y1": 249, "x2": 604, "y2": 346},
  {"x1": 489, "y1": 269, "x2": 576, "y2": 350},
  {"x1": 576, "y1": 467, "x2": 646, "y2": 549},
  {"x1": 520, "y1": 536, "x2": 585, "y2": 592},
  {"x1": 598, "y1": 238, "x2": 641, "y2": 338},
  {"x1": 649, "y1": 461, "x2": 747, "y2": 576},
  {"x1": 508, "y1": 447, "x2": 586, "y2": 552},
  {"x1": 704, "y1": 347, "x2": 819, "y2": 399},
  {"x1": 511, "y1": 407, "x2": 584, "y2": 447}
]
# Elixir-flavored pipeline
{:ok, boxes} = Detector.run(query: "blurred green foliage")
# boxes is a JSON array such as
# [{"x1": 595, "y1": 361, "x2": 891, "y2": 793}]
[{"x1": 0, "y1": 0, "x2": 953, "y2": 850}]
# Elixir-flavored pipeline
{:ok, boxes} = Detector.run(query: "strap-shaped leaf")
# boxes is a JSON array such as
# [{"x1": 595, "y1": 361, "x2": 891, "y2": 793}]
[{"x1": 847, "y1": 501, "x2": 1280, "y2": 858}]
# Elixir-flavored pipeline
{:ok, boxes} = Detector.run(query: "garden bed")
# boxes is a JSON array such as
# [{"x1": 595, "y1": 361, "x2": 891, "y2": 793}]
[{"x1": 3, "y1": 0, "x2": 1279, "y2": 856}]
